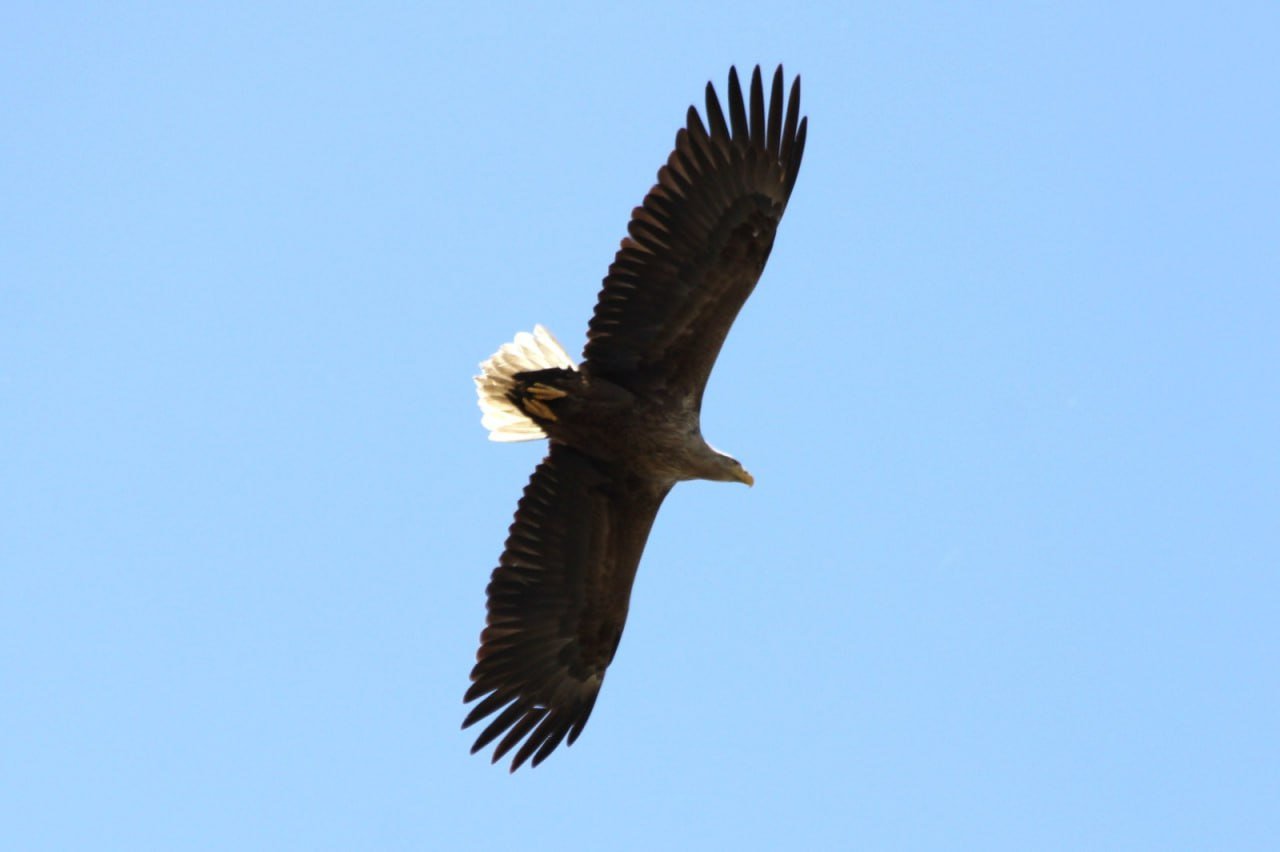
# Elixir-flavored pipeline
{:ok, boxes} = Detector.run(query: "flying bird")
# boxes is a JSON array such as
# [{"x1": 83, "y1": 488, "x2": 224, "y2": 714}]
[{"x1": 465, "y1": 65, "x2": 807, "y2": 771}]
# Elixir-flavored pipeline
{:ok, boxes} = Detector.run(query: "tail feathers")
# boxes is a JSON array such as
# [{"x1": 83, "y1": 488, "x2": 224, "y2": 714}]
[{"x1": 475, "y1": 325, "x2": 575, "y2": 442}]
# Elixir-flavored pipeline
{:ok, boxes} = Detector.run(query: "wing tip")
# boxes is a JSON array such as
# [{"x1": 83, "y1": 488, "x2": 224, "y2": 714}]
[{"x1": 706, "y1": 65, "x2": 805, "y2": 174}]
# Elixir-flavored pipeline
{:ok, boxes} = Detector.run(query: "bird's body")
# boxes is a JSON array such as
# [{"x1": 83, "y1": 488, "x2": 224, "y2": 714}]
[
  {"x1": 502, "y1": 364, "x2": 734, "y2": 483},
  {"x1": 465, "y1": 66, "x2": 806, "y2": 770}
]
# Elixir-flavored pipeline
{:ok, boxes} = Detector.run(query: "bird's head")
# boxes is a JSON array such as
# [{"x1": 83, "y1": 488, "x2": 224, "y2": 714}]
[{"x1": 709, "y1": 451, "x2": 754, "y2": 487}]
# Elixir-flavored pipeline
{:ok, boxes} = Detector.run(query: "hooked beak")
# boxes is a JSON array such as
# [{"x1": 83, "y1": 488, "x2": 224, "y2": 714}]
[{"x1": 736, "y1": 467, "x2": 755, "y2": 487}]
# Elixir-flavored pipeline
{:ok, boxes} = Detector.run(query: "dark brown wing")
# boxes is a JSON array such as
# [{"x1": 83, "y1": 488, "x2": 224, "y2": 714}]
[
  {"x1": 463, "y1": 443, "x2": 671, "y2": 771},
  {"x1": 583, "y1": 65, "x2": 807, "y2": 403}
]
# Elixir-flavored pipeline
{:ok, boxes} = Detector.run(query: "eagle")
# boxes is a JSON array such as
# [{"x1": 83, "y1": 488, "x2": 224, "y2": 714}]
[{"x1": 465, "y1": 65, "x2": 807, "y2": 770}]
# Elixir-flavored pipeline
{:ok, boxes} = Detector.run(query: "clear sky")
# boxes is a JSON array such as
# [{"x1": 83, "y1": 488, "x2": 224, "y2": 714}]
[{"x1": 4, "y1": 3, "x2": 1278, "y2": 850}]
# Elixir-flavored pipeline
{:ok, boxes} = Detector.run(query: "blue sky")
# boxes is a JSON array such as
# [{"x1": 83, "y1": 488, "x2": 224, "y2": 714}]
[{"x1": 3, "y1": 2, "x2": 1278, "y2": 849}]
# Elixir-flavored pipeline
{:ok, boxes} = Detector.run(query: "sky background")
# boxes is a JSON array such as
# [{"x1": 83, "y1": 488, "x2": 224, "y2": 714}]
[{"x1": 4, "y1": 3, "x2": 1278, "y2": 850}]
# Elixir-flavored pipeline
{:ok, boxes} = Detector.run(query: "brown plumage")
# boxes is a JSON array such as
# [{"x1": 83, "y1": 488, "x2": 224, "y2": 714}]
[{"x1": 467, "y1": 65, "x2": 807, "y2": 770}]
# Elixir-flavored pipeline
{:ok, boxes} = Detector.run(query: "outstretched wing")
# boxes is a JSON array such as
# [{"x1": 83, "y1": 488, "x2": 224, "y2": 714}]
[
  {"x1": 463, "y1": 443, "x2": 670, "y2": 771},
  {"x1": 583, "y1": 65, "x2": 807, "y2": 403}
]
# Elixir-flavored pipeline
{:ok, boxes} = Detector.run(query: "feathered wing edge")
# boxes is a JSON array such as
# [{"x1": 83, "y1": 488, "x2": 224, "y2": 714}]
[
  {"x1": 581, "y1": 64, "x2": 807, "y2": 394},
  {"x1": 474, "y1": 325, "x2": 575, "y2": 441},
  {"x1": 464, "y1": 445, "x2": 670, "y2": 771}
]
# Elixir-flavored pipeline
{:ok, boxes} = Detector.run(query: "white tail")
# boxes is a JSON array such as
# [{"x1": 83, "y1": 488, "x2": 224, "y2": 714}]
[{"x1": 474, "y1": 325, "x2": 576, "y2": 442}]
